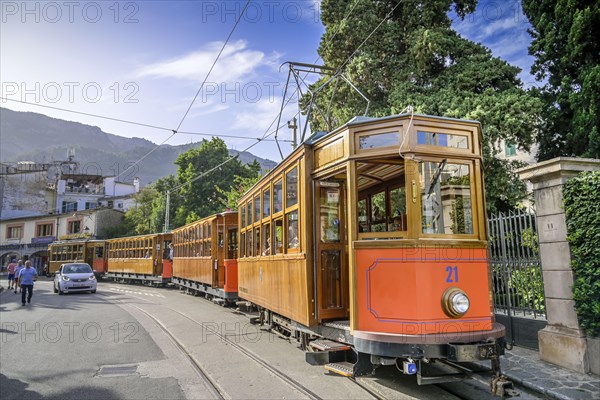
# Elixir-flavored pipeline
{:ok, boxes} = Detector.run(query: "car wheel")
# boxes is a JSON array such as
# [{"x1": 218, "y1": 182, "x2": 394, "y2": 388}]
[
  {"x1": 58, "y1": 284, "x2": 64, "y2": 295},
  {"x1": 91, "y1": 290, "x2": 96, "y2": 294},
  {"x1": 53, "y1": 284, "x2": 58, "y2": 293}
]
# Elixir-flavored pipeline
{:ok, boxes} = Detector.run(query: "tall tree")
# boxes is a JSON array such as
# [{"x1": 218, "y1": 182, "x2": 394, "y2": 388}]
[
  {"x1": 523, "y1": 0, "x2": 600, "y2": 160},
  {"x1": 171, "y1": 138, "x2": 261, "y2": 227},
  {"x1": 309, "y1": 0, "x2": 542, "y2": 212}
]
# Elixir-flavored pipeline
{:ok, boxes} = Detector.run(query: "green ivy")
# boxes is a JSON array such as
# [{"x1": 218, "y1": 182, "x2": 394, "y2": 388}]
[{"x1": 563, "y1": 171, "x2": 600, "y2": 337}]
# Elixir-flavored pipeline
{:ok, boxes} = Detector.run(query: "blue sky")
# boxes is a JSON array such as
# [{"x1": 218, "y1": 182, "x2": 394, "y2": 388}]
[{"x1": 1, "y1": 0, "x2": 537, "y2": 163}]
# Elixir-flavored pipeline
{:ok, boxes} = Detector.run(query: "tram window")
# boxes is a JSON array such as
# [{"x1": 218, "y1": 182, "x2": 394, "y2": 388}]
[
  {"x1": 247, "y1": 231, "x2": 253, "y2": 257},
  {"x1": 228, "y1": 228, "x2": 238, "y2": 259},
  {"x1": 254, "y1": 228, "x2": 261, "y2": 256},
  {"x1": 370, "y1": 191, "x2": 387, "y2": 232},
  {"x1": 287, "y1": 211, "x2": 299, "y2": 250},
  {"x1": 417, "y1": 131, "x2": 468, "y2": 149},
  {"x1": 204, "y1": 240, "x2": 211, "y2": 257},
  {"x1": 320, "y1": 186, "x2": 341, "y2": 243},
  {"x1": 390, "y1": 187, "x2": 407, "y2": 231},
  {"x1": 273, "y1": 219, "x2": 283, "y2": 255},
  {"x1": 286, "y1": 167, "x2": 298, "y2": 208},
  {"x1": 96, "y1": 247, "x2": 103, "y2": 258},
  {"x1": 247, "y1": 202, "x2": 253, "y2": 225},
  {"x1": 359, "y1": 131, "x2": 399, "y2": 149},
  {"x1": 263, "y1": 188, "x2": 271, "y2": 218},
  {"x1": 240, "y1": 232, "x2": 246, "y2": 258},
  {"x1": 254, "y1": 196, "x2": 261, "y2": 224},
  {"x1": 420, "y1": 161, "x2": 474, "y2": 235},
  {"x1": 241, "y1": 206, "x2": 246, "y2": 227},
  {"x1": 262, "y1": 223, "x2": 271, "y2": 256},
  {"x1": 358, "y1": 199, "x2": 368, "y2": 232},
  {"x1": 195, "y1": 238, "x2": 202, "y2": 257},
  {"x1": 273, "y1": 179, "x2": 283, "y2": 213}
]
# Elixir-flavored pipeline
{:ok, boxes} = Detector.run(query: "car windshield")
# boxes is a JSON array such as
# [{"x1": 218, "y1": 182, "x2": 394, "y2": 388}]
[{"x1": 63, "y1": 264, "x2": 92, "y2": 274}]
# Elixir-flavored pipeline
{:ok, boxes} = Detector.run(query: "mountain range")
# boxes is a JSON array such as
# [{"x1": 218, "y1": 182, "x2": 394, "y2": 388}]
[{"x1": 0, "y1": 107, "x2": 277, "y2": 185}]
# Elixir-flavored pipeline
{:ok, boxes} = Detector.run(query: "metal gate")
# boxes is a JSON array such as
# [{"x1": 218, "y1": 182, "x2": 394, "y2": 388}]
[{"x1": 488, "y1": 210, "x2": 546, "y2": 349}]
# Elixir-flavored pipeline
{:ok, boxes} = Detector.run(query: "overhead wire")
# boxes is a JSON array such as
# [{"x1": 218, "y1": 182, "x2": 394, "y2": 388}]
[
  {"x1": 0, "y1": 97, "x2": 290, "y2": 143},
  {"x1": 168, "y1": 114, "x2": 298, "y2": 195},
  {"x1": 168, "y1": 0, "x2": 395, "y2": 195},
  {"x1": 174, "y1": 0, "x2": 251, "y2": 133},
  {"x1": 116, "y1": 0, "x2": 252, "y2": 180}
]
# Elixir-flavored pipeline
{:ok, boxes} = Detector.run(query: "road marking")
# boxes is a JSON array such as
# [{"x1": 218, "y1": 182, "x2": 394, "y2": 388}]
[{"x1": 108, "y1": 287, "x2": 165, "y2": 298}]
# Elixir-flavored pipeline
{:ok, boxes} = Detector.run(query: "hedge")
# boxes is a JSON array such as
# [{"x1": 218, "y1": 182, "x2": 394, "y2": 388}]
[{"x1": 563, "y1": 170, "x2": 600, "y2": 337}]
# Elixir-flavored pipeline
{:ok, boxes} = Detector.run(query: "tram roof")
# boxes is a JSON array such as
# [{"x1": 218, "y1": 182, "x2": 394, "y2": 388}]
[{"x1": 304, "y1": 113, "x2": 481, "y2": 146}]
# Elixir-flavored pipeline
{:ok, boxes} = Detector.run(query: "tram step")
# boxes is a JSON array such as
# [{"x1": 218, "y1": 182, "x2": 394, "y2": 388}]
[
  {"x1": 324, "y1": 361, "x2": 355, "y2": 377},
  {"x1": 309, "y1": 339, "x2": 351, "y2": 352}
]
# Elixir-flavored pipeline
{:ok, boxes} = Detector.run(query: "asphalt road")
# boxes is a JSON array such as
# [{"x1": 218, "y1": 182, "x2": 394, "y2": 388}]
[
  {"x1": 0, "y1": 278, "x2": 207, "y2": 400},
  {"x1": 2, "y1": 278, "x2": 533, "y2": 400}
]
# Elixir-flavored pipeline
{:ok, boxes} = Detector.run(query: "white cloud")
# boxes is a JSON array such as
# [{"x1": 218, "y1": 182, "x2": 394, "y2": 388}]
[
  {"x1": 231, "y1": 95, "x2": 297, "y2": 138},
  {"x1": 136, "y1": 40, "x2": 278, "y2": 85}
]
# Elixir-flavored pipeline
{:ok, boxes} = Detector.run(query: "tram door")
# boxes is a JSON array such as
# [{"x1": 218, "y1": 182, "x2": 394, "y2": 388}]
[{"x1": 316, "y1": 180, "x2": 349, "y2": 320}]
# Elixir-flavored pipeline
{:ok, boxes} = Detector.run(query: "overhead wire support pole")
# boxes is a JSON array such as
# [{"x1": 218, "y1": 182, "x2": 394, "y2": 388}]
[
  {"x1": 164, "y1": 190, "x2": 170, "y2": 233},
  {"x1": 274, "y1": 63, "x2": 294, "y2": 159}
]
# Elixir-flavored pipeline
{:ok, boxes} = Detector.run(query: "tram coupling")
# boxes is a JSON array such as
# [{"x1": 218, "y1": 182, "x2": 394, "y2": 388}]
[{"x1": 491, "y1": 375, "x2": 519, "y2": 399}]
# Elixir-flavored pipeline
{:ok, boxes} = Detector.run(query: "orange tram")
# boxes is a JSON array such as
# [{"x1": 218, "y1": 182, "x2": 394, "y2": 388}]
[
  {"x1": 106, "y1": 233, "x2": 173, "y2": 285},
  {"x1": 171, "y1": 211, "x2": 239, "y2": 304},
  {"x1": 48, "y1": 240, "x2": 107, "y2": 276},
  {"x1": 234, "y1": 113, "x2": 507, "y2": 384}
]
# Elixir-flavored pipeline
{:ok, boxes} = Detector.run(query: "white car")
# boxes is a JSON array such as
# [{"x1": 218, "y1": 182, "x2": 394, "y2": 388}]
[{"x1": 54, "y1": 263, "x2": 97, "y2": 294}]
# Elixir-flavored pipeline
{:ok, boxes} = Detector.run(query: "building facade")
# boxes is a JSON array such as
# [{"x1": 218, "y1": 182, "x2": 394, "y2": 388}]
[{"x1": 0, "y1": 208, "x2": 123, "y2": 272}]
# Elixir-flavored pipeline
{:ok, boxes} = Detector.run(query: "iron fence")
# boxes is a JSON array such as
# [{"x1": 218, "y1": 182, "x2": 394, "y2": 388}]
[{"x1": 488, "y1": 210, "x2": 546, "y2": 320}]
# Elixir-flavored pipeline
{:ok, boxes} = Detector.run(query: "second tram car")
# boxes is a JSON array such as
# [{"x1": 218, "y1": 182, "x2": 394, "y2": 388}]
[
  {"x1": 237, "y1": 113, "x2": 506, "y2": 382},
  {"x1": 172, "y1": 211, "x2": 239, "y2": 303},
  {"x1": 106, "y1": 233, "x2": 173, "y2": 285},
  {"x1": 48, "y1": 239, "x2": 107, "y2": 276}
]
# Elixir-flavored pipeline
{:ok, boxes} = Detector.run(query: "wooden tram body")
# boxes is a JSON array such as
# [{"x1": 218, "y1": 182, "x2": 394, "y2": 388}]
[
  {"x1": 48, "y1": 240, "x2": 107, "y2": 276},
  {"x1": 171, "y1": 211, "x2": 239, "y2": 302},
  {"x1": 106, "y1": 233, "x2": 173, "y2": 284},
  {"x1": 237, "y1": 113, "x2": 505, "y2": 381}
]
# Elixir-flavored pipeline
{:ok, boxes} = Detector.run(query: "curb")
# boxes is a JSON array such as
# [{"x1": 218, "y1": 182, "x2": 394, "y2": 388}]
[{"x1": 504, "y1": 373, "x2": 572, "y2": 400}]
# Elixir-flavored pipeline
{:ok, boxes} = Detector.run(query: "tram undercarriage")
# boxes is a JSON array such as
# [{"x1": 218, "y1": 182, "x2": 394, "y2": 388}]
[{"x1": 245, "y1": 306, "x2": 516, "y2": 397}]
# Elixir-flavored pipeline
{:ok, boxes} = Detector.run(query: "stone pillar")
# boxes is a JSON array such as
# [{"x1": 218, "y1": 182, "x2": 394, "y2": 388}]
[{"x1": 519, "y1": 157, "x2": 600, "y2": 374}]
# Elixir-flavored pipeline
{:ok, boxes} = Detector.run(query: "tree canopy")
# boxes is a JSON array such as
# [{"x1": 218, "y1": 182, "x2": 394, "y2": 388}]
[
  {"x1": 522, "y1": 0, "x2": 600, "y2": 160},
  {"x1": 308, "y1": 0, "x2": 542, "y2": 212},
  {"x1": 111, "y1": 138, "x2": 261, "y2": 236}
]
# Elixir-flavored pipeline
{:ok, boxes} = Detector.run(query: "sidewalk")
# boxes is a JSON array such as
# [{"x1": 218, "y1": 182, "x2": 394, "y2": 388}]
[{"x1": 486, "y1": 346, "x2": 599, "y2": 400}]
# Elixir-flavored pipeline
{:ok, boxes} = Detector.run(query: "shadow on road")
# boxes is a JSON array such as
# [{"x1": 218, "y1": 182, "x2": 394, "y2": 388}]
[{"x1": 1, "y1": 373, "x2": 122, "y2": 400}]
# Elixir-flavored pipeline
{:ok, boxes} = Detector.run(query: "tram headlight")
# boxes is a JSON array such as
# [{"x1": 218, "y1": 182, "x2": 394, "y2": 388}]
[{"x1": 442, "y1": 287, "x2": 470, "y2": 318}]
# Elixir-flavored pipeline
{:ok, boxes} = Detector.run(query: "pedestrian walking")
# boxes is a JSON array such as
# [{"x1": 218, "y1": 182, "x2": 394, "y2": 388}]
[
  {"x1": 14, "y1": 260, "x2": 24, "y2": 294},
  {"x1": 6, "y1": 258, "x2": 17, "y2": 290},
  {"x1": 17, "y1": 260, "x2": 38, "y2": 306}
]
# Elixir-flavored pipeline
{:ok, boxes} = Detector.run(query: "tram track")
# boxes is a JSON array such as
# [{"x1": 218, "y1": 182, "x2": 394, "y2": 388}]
[
  {"x1": 121, "y1": 284, "x2": 381, "y2": 400},
  {"x1": 102, "y1": 284, "x2": 474, "y2": 400},
  {"x1": 98, "y1": 291, "x2": 226, "y2": 399},
  {"x1": 161, "y1": 304, "x2": 327, "y2": 400}
]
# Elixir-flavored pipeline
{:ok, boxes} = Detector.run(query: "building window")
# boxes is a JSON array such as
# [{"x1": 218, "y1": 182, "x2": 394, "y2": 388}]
[
  {"x1": 68, "y1": 220, "x2": 82, "y2": 234},
  {"x1": 505, "y1": 141, "x2": 517, "y2": 157},
  {"x1": 36, "y1": 223, "x2": 54, "y2": 237},
  {"x1": 85, "y1": 202, "x2": 98, "y2": 210},
  {"x1": 108, "y1": 200, "x2": 114, "y2": 208},
  {"x1": 62, "y1": 201, "x2": 78, "y2": 213},
  {"x1": 6, "y1": 225, "x2": 23, "y2": 239}
]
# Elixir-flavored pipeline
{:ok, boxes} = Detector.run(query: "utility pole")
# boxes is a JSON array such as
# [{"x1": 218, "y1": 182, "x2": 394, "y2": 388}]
[
  {"x1": 288, "y1": 117, "x2": 298, "y2": 150},
  {"x1": 164, "y1": 191, "x2": 170, "y2": 232}
]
